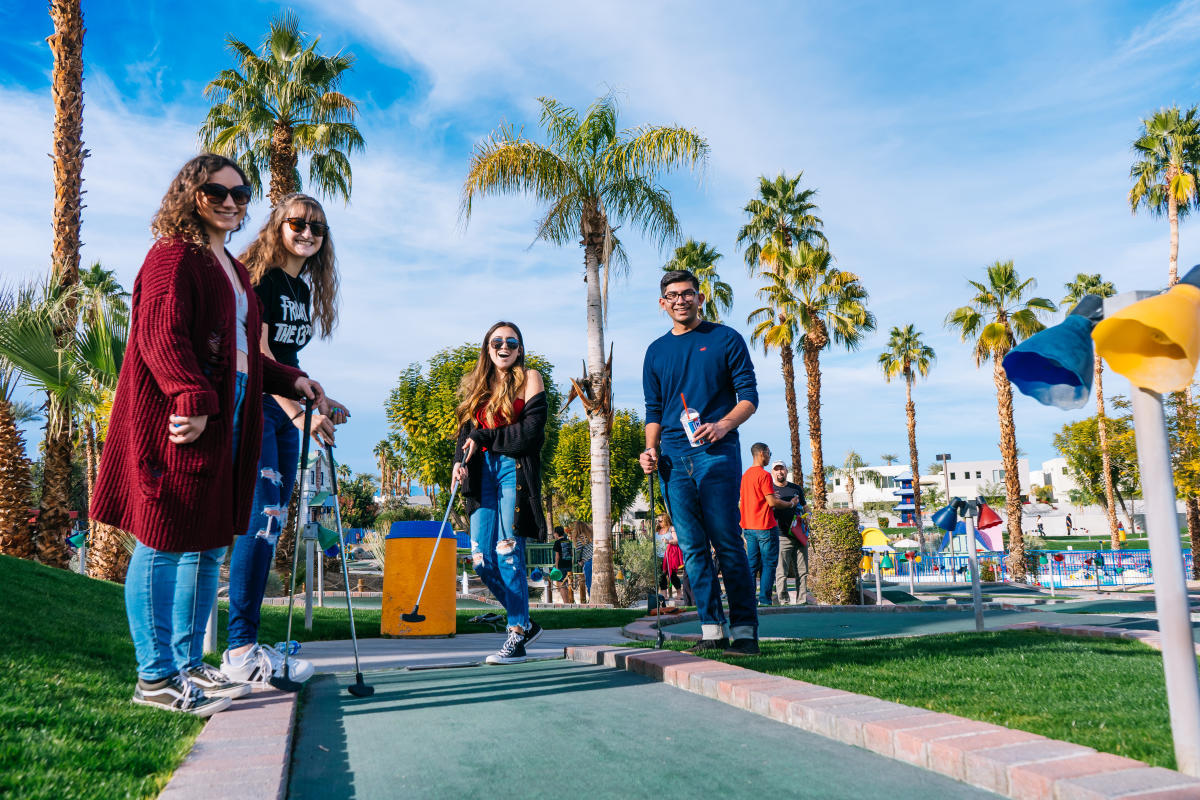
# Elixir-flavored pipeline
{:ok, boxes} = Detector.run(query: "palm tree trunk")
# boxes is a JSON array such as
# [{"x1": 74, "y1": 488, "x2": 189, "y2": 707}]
[
  {"x1": 905, "y1": 376, "x2": 923, "y2": 543},
  {"x1": 802, "y1": 331, "x2": 827, "y2": 510},
  {"x1": 268, "y1": 121, "x2": 299, "y2": 207},
  {"x1": 0, "y1": 400, "x2": 35, "y2": 560},
  {"x1": 1093, "y1": 357, "x2": 1121, "y2": 550},
  {"x1": 582, "y1": 212, "x2": 615, "y2": 605},
  {"x1": 42, "y1": 0, "x2": 86, "y2": 571},
  {"x1": 780, "y1": 344, "x2": 804, "y2": 492},
  {"x1": 1169, "y1": 191, "x2": 1180, "y2": 286},
  {"x1": 993, "y1": 357, "x2": 1026, "y2": 580},
  {"x1": 846, "y1": 472, "x2": 856, "y2": 511}
]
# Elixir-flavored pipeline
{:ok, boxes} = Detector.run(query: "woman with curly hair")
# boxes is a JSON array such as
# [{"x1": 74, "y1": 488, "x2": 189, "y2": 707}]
[
  {"x1": 452, "y1": 322, "x2": 547, "y2": 664},
  {"x1": 92, "y1": 154, "x2": 325, "y2": 716},
  {"x1": 221, "y1": 194, "x2": 348, "y2": 685}
]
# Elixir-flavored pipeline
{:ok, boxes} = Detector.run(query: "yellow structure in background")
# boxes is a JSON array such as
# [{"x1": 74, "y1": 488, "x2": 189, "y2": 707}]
[{"x1": 382, "y1": 522, "x2": 457, "y2": 637}]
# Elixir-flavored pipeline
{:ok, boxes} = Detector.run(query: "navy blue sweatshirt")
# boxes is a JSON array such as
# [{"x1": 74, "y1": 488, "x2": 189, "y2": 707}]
[{"x1": 643, "y1": 321, "x2": 759, "y2": 457}]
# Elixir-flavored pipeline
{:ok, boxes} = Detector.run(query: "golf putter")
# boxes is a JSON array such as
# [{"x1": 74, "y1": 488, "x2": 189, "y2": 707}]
[
  {"x1": 277, "y1": 398, "x2": 313, "y2": 693},
  {"x1": 648, "y1": 471, "x2": 665, "y2": 649},
  {"x1": 402, "y1": 479, "x2": 460, "y2": 624},
  {"x1": 324, "y1": 443, "x2": 374, "y2": 698}
]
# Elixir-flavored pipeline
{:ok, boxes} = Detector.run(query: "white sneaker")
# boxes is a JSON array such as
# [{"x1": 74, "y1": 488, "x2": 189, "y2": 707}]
[{"x1": 222, "y1": 643, "x2": 314, "y2": 684}]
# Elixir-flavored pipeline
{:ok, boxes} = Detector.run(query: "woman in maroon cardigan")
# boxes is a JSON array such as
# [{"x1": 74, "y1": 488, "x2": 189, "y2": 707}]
[{"x1": 92, "y1": 154, "x2": 324, "y2": 716}]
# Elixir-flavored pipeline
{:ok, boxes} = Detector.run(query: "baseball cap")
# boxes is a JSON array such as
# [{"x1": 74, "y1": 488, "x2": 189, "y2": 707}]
[{"x1": 771, "y1": 460, "x2": 786, "y2": 469}]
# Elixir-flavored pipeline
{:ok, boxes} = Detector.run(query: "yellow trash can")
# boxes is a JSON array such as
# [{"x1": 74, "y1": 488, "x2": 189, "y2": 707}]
[{"x1": 382, "y1": 521, "x2": 457, "y2": 637}]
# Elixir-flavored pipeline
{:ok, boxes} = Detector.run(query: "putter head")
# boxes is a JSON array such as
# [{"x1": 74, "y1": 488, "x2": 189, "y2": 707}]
[
  {"x1": 401, "y1": 611, "x2": 426, "y2": 623},
  {"x1": 348, "y1": 675, "x2": 374, "y2": 698},
  {"x1": 269, "y1": 675, "x2": 304, "y2": 693}
]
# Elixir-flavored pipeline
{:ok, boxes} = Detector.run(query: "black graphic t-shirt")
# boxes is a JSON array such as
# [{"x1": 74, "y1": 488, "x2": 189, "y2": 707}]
[
  {"x1": 255, "y1": 268, "x2": 312, "y2": 368},
  {"x1": 772, "y1": 481, "x2": 804, "y2": 535},
  {"x1": 553, "y1": 538, "x2": 573, "y2": 572}
]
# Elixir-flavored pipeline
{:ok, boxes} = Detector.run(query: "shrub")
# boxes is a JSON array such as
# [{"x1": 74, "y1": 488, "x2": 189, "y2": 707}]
[
  {"x1": 877, "y1": 516, "x2": 890, "y2": 529},
  {"x1": 980, "y1": 562, "x2": 997, "y2": 582},
  {"x1": 375, "y1": 502, "x2": 433, "y2": 530},
  {"x1": 810, "y1": 509, "x2": 862, "y2": 605},
  {"x1": 613, "y1": 535, "x2": 658, "y2": 609}
]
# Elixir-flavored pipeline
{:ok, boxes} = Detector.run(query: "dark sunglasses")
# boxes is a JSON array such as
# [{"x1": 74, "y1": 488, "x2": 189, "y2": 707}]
[
  {"x1": 490, "y1": 337, "x2": 521, "y2": 351},
  {"x1": 199, "y1": 183, "x2": 253, "y2": 206},
  {"x1": 284, "y1": 217, "x2": 329, "y2": 237}
]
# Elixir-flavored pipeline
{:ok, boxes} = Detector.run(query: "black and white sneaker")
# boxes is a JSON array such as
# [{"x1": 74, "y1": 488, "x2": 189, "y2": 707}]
[
  {"x1": 485, "y1": 629, "x2": 528, "y2": 665},
  {"x1": 132, "y1": 673, "x2": 231, "y2": 717},
  {"x1": 185, "y1": 663, "x2": 252, "y2": 699},
  {"x1": 684, "y1": 637, "x2": 729, "y2": 655},
  {"x1": 520, "y1": 620, "x2": 543, "y2": 648}
]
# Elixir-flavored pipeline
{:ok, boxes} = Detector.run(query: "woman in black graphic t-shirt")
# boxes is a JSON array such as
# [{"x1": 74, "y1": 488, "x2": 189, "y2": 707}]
[{"x1": 221, "y1": 194, "x2": 349, "y2": 686}]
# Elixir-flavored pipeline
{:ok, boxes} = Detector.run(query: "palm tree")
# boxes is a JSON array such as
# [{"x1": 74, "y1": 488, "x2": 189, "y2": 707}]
[
  {"x1": 79, "y1": 262, "x2": 129, "y2": 327},
  {"x1": 736, "y1": 172, "x2": 826, "y2": 277},
  {"x1": 461, "y1": 93, "x2": 707, "y2": 605},
  {"x1": 1129, "y1": 105, "x2": 1200, "y2": 285},
  {"x1": 878, "y1": 324, "x2": 935, "y2": 539},
  {"x1": 663, "y1": 239, "x2": 732, "y2": 322},
  {"x1": 1062, "y1": 274, "x2": 1121, "y2": 550},
  {"x1": 841, "y1": 450, "x2": 867, "y2": 511},
  {"x1": 880, "y1": 453, "x2": 899, "y2": 465},
  {"x1": 200, "y1": 11, "x2": 364, "y2": 205},
  {"x1": 761, "y1": 243, "x2": 874, "y2": 510},
  {"x1": 747, "y1": 267, "x2": 805, "y2": 493},
  {"x1": 41, "y1": 0, "x2": 87, "y2": 569},
  {"x1": 947, "y1": 261, "x2": 1055, "y2": 580},
  {"x1": 0, "y1": 291, "x2": 35, "y2": 560}
]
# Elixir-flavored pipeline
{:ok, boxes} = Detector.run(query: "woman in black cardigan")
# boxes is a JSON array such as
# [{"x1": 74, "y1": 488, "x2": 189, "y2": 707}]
[{"x1": 453, "y1": 321, "x2": 547, "y2": 664}]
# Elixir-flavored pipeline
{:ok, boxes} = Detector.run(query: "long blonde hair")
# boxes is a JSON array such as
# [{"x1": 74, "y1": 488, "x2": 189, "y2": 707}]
[
  {"x1": 456, "y1": 321, "x2": 528, "y2": 428},
  {"x1": 239, "y1": 193, "x2": 339, "y2": 338}
]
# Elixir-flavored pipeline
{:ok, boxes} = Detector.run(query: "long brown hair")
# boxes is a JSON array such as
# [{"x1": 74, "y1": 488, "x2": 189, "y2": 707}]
[
  {"x1": 456, "y1": 321, "x2": 528, "y2": 428},
  {"x1": 150, "y1": 153, "x2": 248, "y2": 246},
  {"x1": 239, "y1": 193, "x2": 339, "y2": 338}
]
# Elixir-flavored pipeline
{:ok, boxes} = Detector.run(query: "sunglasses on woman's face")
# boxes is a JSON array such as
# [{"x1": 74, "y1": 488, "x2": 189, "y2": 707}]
[
  {"x1": 199, "y1": 183, "x2": 253, "y2": 206},
  {"x1": 284, "y1": 217, "x2": 329, "y2": 237},
  {"x1": 490, "y1": 337, "x2": 521, "y2": 352}
]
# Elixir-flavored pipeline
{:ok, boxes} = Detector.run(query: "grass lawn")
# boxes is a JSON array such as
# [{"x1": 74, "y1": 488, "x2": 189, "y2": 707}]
[
  {"x1": 654, "y1": 630, "x2": 1180, "y2": 768},
  {"x1": 0, "y1": 555, "x2": 204, "y2": 800},
  {"x1": 215, "y1": 603, "x2": 647, "y2": 647}
]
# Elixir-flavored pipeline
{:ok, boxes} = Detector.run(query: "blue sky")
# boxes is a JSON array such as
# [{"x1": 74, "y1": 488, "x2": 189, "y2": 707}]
[{"x1": 3, "y1": 0, "x2": 1200, "y2": 484}]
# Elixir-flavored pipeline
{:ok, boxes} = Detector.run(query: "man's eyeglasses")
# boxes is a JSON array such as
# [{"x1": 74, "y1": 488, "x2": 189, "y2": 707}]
[
  {"x1": 199, "y1": 183, "x2": 253, "y2": 206},
  {"x1": 662, "y1": 289, "x2": 698, "y2": 302},
  {"x1": 490, "y1": 337, "x2": 521, "y2": 351},
  {"x1": 284, "y1": 217, "x2": 329, "y2": 237}
]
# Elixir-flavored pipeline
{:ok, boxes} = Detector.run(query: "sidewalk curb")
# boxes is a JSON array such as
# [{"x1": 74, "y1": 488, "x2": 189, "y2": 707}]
[
  {"x1": 157, "y1": 686, "x2": 297, "y2": 800},
  {"x1": 993, "y1": 619, "x2": 1200, "y2": 655},
  {"x1": 565, "y1": 644, "x2": 1200, "y2": 799}
]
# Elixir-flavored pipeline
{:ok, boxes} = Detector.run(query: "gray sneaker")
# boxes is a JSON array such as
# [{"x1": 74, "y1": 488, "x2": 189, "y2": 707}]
[
  {"x1": 132, "y1": 673, "x2": 231, "y2": 717},
  {"x1": 185, "y1": 663, "x2": 252, "y2": 699}
]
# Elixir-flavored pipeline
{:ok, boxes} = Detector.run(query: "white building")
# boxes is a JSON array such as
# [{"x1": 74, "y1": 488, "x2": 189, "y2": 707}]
[
  {"x1": 1032, "y1": 457, "x2": 1081, "y2": 501},
  {"x1": 828, "y1": 458, "x2": 1032, "y2": 512}
]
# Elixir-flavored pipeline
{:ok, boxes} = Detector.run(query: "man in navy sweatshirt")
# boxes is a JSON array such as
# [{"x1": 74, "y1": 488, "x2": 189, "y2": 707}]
[{"x1": 639, "y1": 269, "x2": 761, "y2": 656}]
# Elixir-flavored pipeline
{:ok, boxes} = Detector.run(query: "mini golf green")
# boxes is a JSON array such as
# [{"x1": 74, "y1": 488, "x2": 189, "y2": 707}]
[
  {"x1": 288, "y1": 660, "x2": 1001, "y2": 799},
  {"x1": 660, "y1": 607, "x2": 1200, "y2": 641}
]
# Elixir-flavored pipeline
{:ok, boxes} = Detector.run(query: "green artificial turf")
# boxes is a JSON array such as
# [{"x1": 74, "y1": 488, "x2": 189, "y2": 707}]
[
  {"x1": 662, "y1": 630, "x2": 1180, "y2": 768},
  {"x1": 0, "y1": 555, "x2": 204, "y2": 800}
]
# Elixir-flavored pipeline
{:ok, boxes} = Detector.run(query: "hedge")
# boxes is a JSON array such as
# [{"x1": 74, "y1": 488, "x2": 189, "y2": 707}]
[{"x1": 811, "y1": 509, "x2": 862, "y2": 605}]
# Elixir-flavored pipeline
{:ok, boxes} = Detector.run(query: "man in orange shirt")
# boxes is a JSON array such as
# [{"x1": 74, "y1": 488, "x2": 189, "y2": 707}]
[{"x1": 740, "y1": 443, "x2": 799, "y2": 606}]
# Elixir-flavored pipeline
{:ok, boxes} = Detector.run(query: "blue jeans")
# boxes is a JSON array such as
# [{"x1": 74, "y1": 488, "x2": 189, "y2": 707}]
[
  {"x1": 470, "y1": 450, "x2": 530, "y2": 631},
  {"x1": 743, "y1": 527, "x2": 780, "y2": 605},
  {"x1": 227, "y1": 396, "x2": 299, "y2": 649},
  {"x1": 658, "y1": 440, "x2": 757, "y2": 641},
  {"x1": 583, "y1": 559, "x2": 592, "y2": 592},
  {"x1": 124, "y1": 372, "x2": 247, "y2": 680}
]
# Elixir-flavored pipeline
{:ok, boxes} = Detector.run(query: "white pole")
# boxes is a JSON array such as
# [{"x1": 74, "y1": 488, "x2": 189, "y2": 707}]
[
  {"x1": 1130, "y1": 384, "x2": 1200, "y2": 776},
  {"x1": 873, "y1": 553, "x2": 882, "y2": 605},
  {"x1": 965, "y1": 509, "x2": 984, "y2": 632}
]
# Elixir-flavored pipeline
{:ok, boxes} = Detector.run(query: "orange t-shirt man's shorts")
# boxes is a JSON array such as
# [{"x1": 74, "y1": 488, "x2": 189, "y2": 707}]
[{"x1": 739, "y1": 467, "x2": 777, "y2": 530}]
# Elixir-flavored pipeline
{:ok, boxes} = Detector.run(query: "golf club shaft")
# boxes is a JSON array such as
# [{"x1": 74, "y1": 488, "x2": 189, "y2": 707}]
[
  {"x1": 649, "y1": 470, "x2": 663, "y2": 647},
  {"x1": 324, "y1": 444, "x2": 363, "y2": 674},
  {"x1": 411, "y1": 480, "x2": 459, "y2": 612},
  {"x1": 283, "y1": 399, "x2": 315, "y2": 674}
]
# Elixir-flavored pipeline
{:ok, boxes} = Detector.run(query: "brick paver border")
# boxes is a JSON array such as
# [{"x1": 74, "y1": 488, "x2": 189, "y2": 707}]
[
  {"x1": 158, "y1": 686, "x2": 297, "y2": 800},
  {"x1": 565, "y1": 644, "x2": 1200, "y2": 799}
]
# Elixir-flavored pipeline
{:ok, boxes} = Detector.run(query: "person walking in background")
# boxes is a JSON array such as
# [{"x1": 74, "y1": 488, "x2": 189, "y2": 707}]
[
  {"x1": 223, "y1": 193, "x2": 350, "y2": 686},
  {"x1": 656, "y1": 512, "x2": 691, "y2": 605},
  {"x1": 769, "y1": 460, "x2": 807, "y2": 605},
  {"x1": 1036, "y1": 515, "x2": 1045, "y2": 537},
  {"x1": 92, "y1": 154, "x2": 323, "y2": 716},
  {"x1": 739, "y1": 444, "x2": 798, "y2": 606},
  {"x1": 576, "y1": 530, "x2": 594, "y2": 595},
  {"x1": 551, "y1": 526, "x2": 574, "y2": 603},
  {"x1": 453, "y1": 322, "x2": 548, "y2": 664},
  {"x1": 1065, "y1": 513, "x2": 1074, "y2": 537},
  {"x1": 640, "y1": 269, "x2": 761, "y2": 656}
]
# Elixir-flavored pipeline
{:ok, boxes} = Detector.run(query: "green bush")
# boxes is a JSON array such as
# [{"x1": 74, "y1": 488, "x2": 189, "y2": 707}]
[
  {"x1": 613, "y1": 535, "x2": 658, "y2": 609},
  {"x1": 980, "y1": 562, "x2": 997, "y2": 582},
  {"x1": 810, "y1": 509, "x2": 862, "y2": 605},
  {"x1": 375, "y1": 502, "x2": 434, "y2": 530}
]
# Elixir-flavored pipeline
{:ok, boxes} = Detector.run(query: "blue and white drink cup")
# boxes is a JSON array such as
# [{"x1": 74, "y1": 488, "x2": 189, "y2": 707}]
[{"x1": 680, "y1": 407, "x2": 702, "y2": 447}]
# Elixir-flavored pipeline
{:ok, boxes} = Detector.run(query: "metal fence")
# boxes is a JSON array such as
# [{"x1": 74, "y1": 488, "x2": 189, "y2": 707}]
[{"x1": 862, "y1": 548, "x2": 1194, "y2": 588}]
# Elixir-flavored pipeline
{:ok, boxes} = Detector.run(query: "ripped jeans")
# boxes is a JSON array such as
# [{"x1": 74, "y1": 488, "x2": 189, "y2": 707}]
[
  {"x1": 227, "y1": 395, "x2": 299, "y2": 649},
  {"x1": 470, "y1": 450, "x2": 530, "y2": 631}
]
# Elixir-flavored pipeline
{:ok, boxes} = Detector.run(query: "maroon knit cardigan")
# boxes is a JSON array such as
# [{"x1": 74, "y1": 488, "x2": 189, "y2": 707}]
[{"x1": 92, "y1": 238, "x2": 305, "y2": 552}]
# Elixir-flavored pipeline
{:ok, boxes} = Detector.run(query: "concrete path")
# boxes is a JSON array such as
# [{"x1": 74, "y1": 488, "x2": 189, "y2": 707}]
[
  {"x1": 289, "y1": 659, "x2": 1002, "y2": 800},
  {"x1": 298, "y1": 627, "x2": 627, "y2": 673}
]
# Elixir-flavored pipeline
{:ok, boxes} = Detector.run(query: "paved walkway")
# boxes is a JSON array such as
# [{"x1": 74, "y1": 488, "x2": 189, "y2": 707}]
[{"x1": 289, "y1": 659, "x2": 1002, "y2": 800}]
